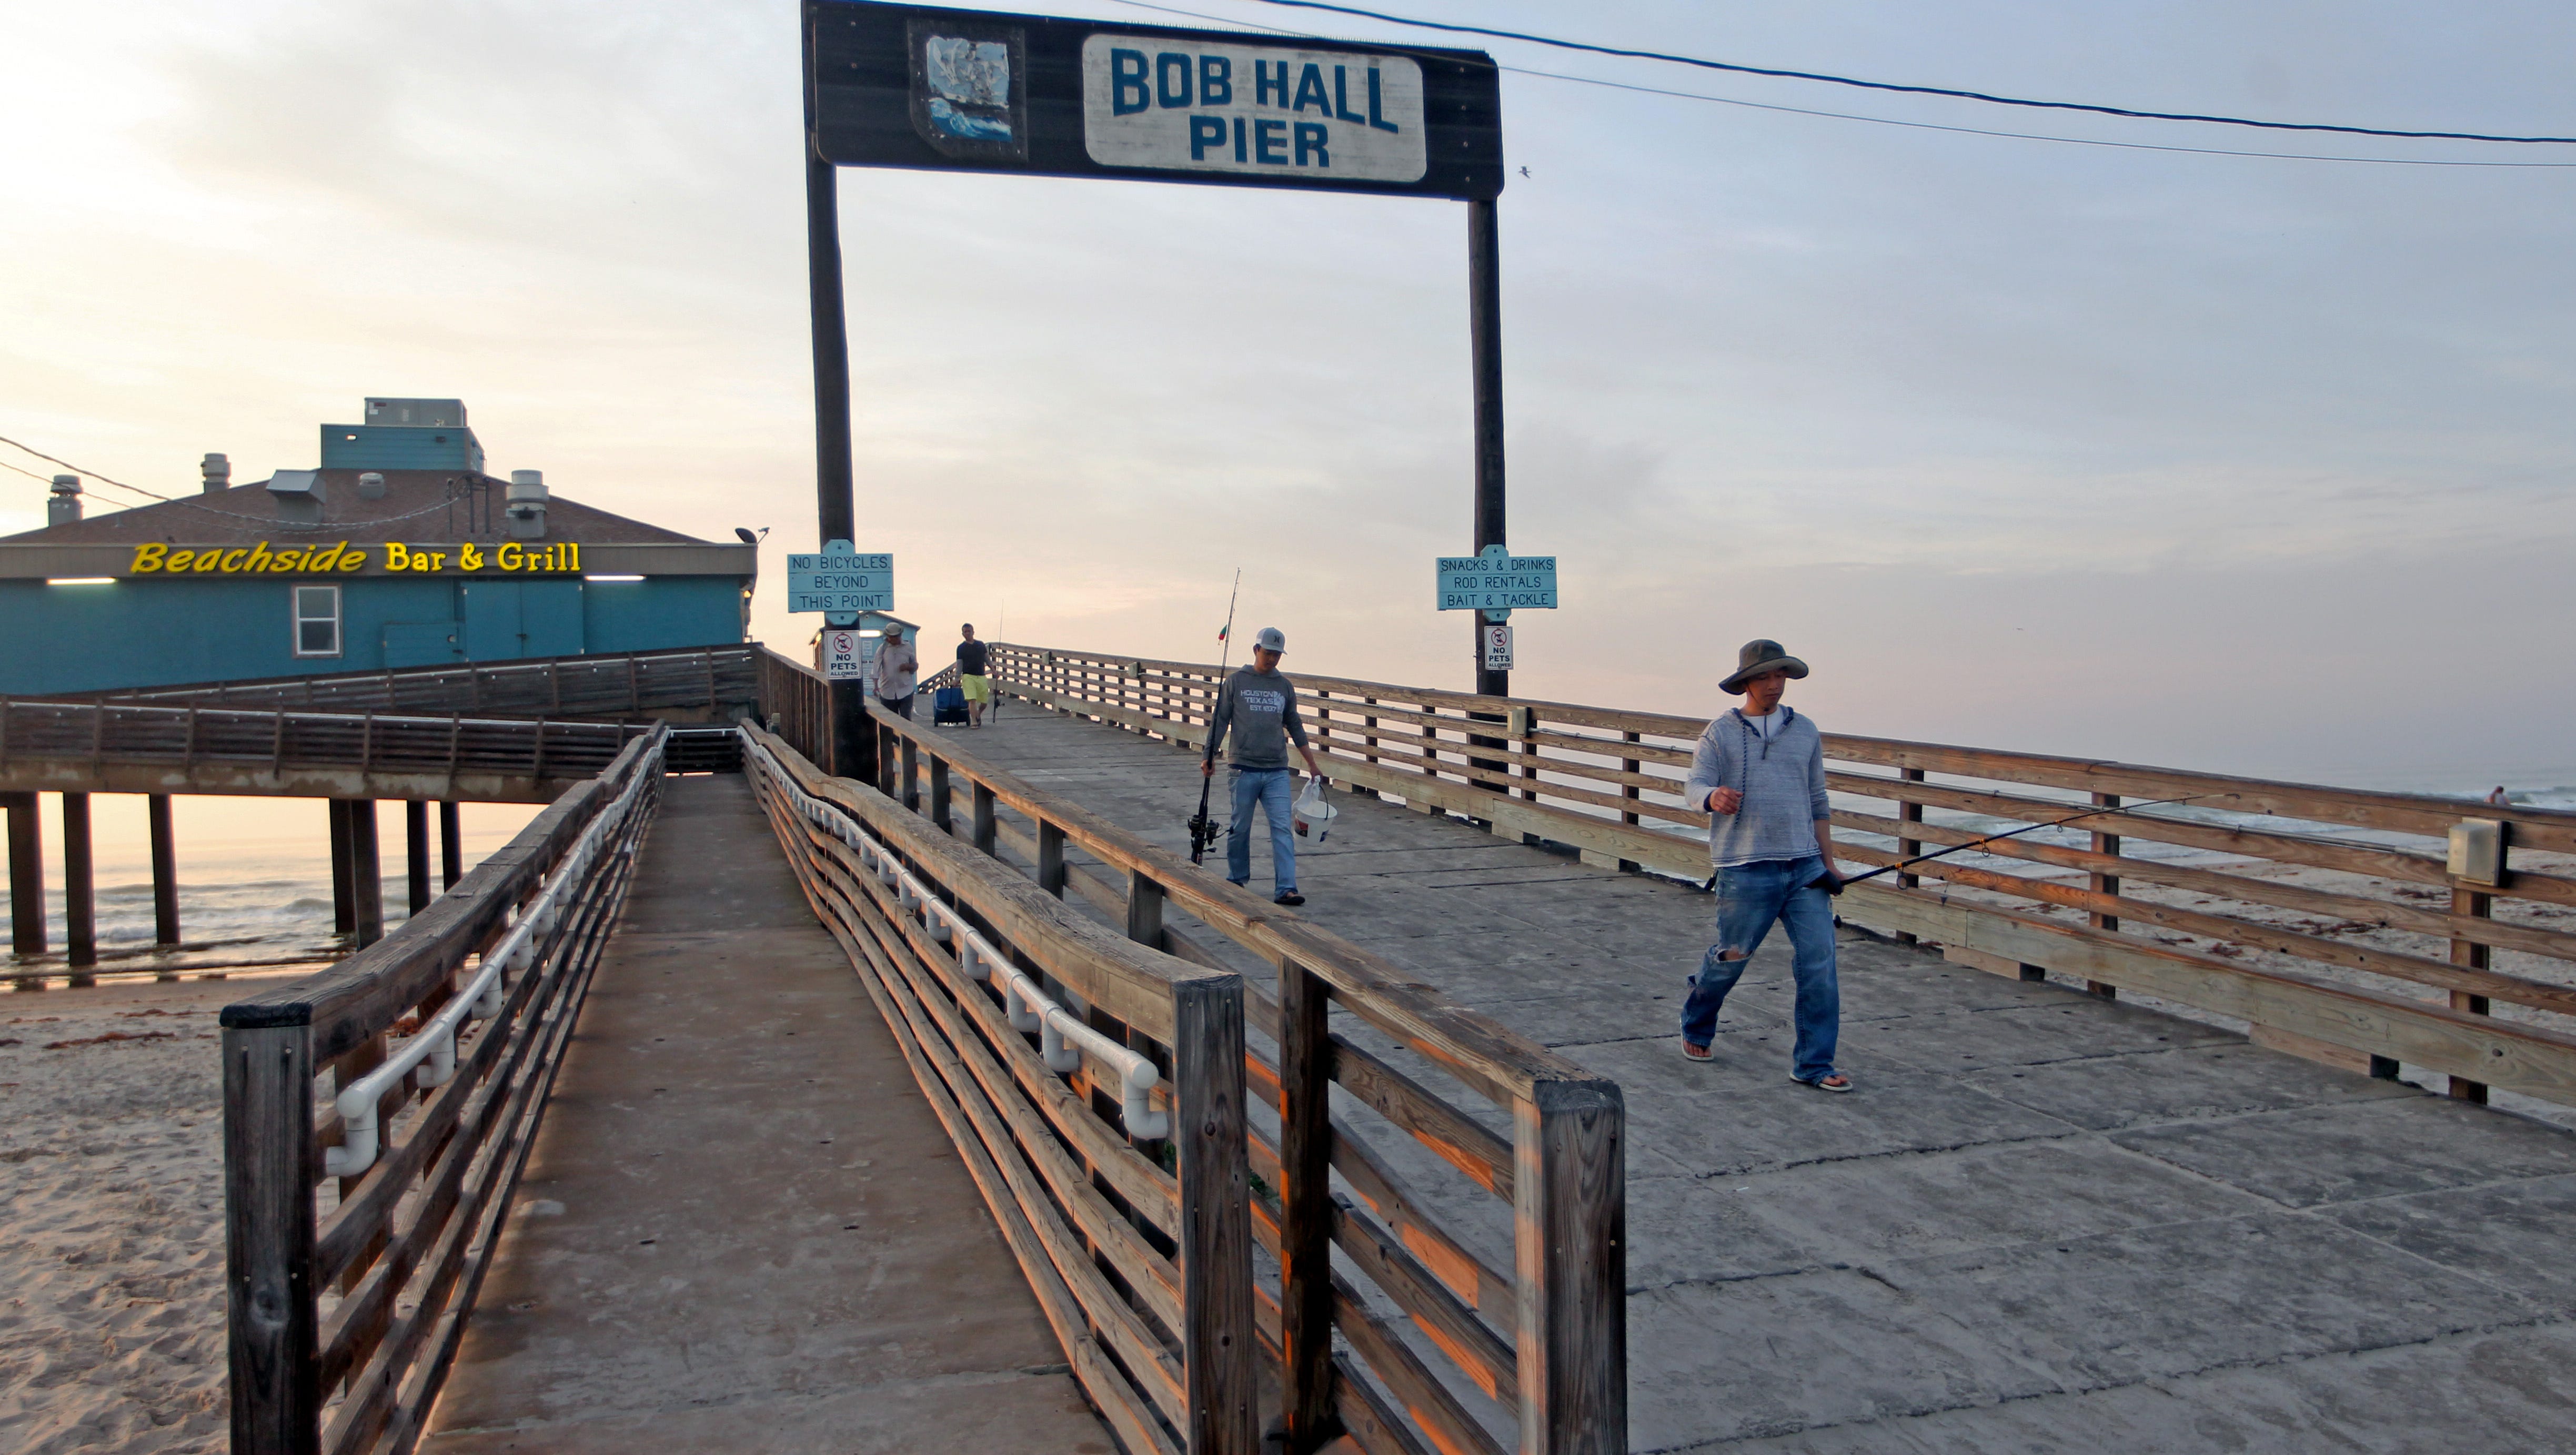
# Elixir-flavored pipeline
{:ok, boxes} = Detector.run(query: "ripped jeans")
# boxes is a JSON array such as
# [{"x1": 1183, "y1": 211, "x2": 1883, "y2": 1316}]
[{"x1": 1678, "y1": 855, "x2": 1840, "y2": 1082}]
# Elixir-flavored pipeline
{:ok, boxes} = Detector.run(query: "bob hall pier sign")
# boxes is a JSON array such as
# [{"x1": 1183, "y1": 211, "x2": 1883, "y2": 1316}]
[
  {"x1": 118, "y1": 541, "x2": 587, "y2": 576},
  {"x1": 802, "y1": 1, "x2": 1524, "y2": 700}
]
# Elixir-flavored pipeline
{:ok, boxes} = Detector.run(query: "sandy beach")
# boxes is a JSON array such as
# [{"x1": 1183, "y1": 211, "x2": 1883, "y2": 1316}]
[{"x1": 0, "y1": 976, "x2": 268, "y2": 1455}]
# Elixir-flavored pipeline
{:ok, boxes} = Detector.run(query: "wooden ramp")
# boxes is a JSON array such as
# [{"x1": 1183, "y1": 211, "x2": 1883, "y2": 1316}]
[
  {"x1": 958, "y1": 704, "x2": 2576, "y2": 1454},
  {"x1": 419, "y1": 773, "x2": 1113, "y2": 1454}
]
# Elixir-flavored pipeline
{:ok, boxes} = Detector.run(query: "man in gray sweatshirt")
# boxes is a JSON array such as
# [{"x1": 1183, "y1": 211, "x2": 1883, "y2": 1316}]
[
  {"x1": 1201, "y1": 627, "x2": 1326, "y2": 905},
  {"x1": 1676, "y1": 639, "x2": 1851, "y2": 1091}
]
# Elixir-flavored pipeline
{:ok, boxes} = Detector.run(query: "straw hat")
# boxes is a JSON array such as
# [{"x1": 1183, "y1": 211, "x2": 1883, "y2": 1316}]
[{"x1": 1720, "y1": 639, "x2": 1809, "y2": 695}]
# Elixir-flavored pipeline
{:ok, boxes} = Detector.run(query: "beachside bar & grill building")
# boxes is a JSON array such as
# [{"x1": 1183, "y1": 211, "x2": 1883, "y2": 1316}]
[{"x1": 0, "y1": 399, "x2": 757, "y2": 696}]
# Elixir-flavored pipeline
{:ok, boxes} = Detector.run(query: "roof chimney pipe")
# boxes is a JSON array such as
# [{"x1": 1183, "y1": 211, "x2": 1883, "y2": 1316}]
[
  {"x1": 48, "y1": 474, "x2": 81, "y2": 526},
  {"x1": 505, "y1": 469, "x2": 548, "y2": 540},
  {"x1": 200, "y1": 453, "x2": 229, "y2": 494}
]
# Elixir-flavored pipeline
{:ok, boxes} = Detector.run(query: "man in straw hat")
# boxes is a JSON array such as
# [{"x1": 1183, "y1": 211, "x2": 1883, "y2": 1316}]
[{"x1": 1676, "y1": 639, "x2": 1852, "y2": 1092}]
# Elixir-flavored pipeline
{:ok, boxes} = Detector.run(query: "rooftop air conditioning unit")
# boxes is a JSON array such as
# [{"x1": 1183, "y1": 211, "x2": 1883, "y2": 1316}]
[{"x1": 364, "y1": 397, "x2": 468, "y2": 428}]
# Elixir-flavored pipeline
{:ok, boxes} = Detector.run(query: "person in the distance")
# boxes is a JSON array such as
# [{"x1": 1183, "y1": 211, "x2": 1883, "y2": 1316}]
[{"x1": 1201, "y1": 627, "x2": 1325, "y2": 906}]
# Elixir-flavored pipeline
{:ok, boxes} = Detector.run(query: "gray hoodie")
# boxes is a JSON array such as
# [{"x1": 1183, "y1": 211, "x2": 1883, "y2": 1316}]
[
  {"x1": 1682, "y1": 706, "x2": 1831, "y2": 867},
  {"x1": 1203, "y1": 666, "x2": 1309, "y2": 771}
]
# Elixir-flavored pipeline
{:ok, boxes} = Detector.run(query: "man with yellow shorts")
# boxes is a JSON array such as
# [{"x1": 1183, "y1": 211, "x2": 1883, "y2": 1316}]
[{"x1": 955, "y1": 623, "x2": 993, "y2": 728}]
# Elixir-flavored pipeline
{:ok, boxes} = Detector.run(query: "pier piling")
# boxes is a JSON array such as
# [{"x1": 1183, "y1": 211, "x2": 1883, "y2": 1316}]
[
  {"x1": 327, "y1": 800, "x2": 356, "y2": 935},
  {"x1": 438, "y1": 800, "x2": 461, "y2": 888},
  {"x1": 349, "y1": 799, "x2": 384, "y2": 947},
  {"x1": 4, "y1": 791, "x2": 40, "y2": 957},
  {"x1": 64, "y1": 792, "x2": 95, "y2": 982},
  {"x1": 404, "y1": 800, "x2": 431, "y2": 914},
  {"x1": 149, "y1": 793, "x2": 180, "y2": 948}
]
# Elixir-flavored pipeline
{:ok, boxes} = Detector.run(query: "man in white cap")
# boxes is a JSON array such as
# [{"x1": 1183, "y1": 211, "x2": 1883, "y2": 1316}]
[
  {"x1": 1676, "y1": 639, "x2": 1851, "y2": 1092},
  {"x1": 1201, "y1": 627, "x2": 1326, "y2": 905}
]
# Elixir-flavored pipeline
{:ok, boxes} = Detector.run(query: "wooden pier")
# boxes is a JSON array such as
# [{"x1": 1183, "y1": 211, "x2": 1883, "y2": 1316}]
[{"x1": 200, "y1": 641, "x2": 2576, "y2": 1454}]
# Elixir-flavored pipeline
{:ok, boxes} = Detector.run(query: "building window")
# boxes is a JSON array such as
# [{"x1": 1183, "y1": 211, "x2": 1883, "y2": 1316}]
[{"x1": 294, "y1": 585, "x2": 341, "y2": 657}]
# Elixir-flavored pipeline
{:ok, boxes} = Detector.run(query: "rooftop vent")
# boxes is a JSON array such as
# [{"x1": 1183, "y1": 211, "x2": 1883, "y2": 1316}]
[
  {"x1": 267, "y1": 469, "x2": 324, "y2": 526},
  {"x1": 357, "y1": 471, "x2": 387, "y2": 501},
  {"x1": 365, "y1": 397, "x2": 467, "y2": 428},
  {"x1": 200, "y1": 453, "x2": 229, "y2": 494},
  {"x1": 505, "y1": 469, "x2": 548, "y2": 541},
  {"x1": 47, "y1": 474, "x2": 81, "y2": 526}
]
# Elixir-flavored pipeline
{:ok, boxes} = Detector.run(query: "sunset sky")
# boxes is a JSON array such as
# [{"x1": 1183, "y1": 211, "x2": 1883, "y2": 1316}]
[{"x1": 6, "y1": 0, "x2": 2572, "y2": 790}]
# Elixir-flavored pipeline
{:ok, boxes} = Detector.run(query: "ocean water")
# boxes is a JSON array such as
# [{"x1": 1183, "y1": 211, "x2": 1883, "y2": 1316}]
[{"x1": 1, "y1": 799, "x2": 540, "y2": 984}]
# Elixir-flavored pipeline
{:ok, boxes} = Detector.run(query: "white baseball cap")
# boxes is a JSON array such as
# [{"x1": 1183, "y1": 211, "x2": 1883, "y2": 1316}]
[{"x1": 1254, "y1": 627, "x2": 1286, "y2": 653}]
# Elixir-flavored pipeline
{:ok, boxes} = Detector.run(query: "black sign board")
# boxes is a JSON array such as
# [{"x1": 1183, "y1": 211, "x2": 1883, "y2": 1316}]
[{"x1": 806, "y1": 0, "x2": 1504, "y2": 201}]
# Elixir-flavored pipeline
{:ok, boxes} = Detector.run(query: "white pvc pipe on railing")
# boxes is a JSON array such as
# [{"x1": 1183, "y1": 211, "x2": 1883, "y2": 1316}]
[
  {"x1": 742, "y1": 729, "x2": 1169, "y2": 1139},
  {"x1": 322, "y1": 743, "x2": 662, "y2": 1179}
]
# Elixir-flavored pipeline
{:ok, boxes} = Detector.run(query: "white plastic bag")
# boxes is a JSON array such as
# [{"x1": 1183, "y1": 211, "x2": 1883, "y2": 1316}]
[{"x1": 1293, "y1": 775, "x2": 1337, "y2": 842}]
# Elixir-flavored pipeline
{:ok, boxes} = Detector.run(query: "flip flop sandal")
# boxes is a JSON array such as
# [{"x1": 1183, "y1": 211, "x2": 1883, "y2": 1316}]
[
  {"x1": 1795, "y1": 1073, "x2": 1854, "y2": 1093},
  {"x1": 1679, "y1": 1040, "x2": 1715, "y2": 1063}
]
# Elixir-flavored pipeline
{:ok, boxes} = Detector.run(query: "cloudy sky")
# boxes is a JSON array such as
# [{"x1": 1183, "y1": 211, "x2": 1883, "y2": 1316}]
[{"x1": 6, "y1": 0, "x2": 2571, "y2": 790}]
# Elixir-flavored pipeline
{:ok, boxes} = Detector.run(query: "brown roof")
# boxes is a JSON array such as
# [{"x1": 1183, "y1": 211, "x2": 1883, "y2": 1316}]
[{"x1": 2, "y1": 470, "x2": 707, "y2": 547}]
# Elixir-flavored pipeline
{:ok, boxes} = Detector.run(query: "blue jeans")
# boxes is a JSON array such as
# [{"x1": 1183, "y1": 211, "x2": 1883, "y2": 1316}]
[
  {"x1": 1679, "y1": 856, "x2": 1839, "y2": 1082},
  {"x1": 1226, "y1": 767, "x2": 1297, "y2": 894}
]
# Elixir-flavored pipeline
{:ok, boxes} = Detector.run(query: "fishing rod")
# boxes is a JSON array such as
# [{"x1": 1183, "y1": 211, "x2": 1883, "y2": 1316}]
[
  {"x1": 1792, "y1": 791, "x2": 2217, "y2": 896},
  {"x1": 1187, "y1": 569, "x2": 1243, "y2": 865}
]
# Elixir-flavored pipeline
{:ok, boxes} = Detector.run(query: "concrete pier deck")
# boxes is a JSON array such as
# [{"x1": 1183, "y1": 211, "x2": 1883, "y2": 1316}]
[
  {"x1": 960, "y1": 704, "x2": 2576, "y2": 1453},
  {"x1": 420, "y1": 773, "x2": 1113, "y2": 1454}
]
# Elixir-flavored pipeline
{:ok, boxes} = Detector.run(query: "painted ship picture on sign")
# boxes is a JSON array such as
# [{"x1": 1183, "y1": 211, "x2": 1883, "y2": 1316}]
[{"x1": 908, "y1": 17, "x2": 1027, "y2": 160}]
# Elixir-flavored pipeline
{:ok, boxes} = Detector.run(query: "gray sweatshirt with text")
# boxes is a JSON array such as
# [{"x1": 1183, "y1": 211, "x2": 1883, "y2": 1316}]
[
  {"x1": 1682, "y1": 708, "x2": 1831, "y2": 866},
  {"x1": 1203, "y1": 666, "x2": 1310, "y2": 771}
]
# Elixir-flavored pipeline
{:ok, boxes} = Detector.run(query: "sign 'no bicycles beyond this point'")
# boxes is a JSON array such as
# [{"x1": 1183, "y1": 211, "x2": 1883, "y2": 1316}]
[{"x1": 788, "y1": 540, "x2": 894, "y2": 622}]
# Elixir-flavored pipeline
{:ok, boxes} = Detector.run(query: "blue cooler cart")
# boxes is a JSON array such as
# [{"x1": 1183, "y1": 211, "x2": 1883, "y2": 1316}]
[{"x1": 932, "y1": 684, "x2": 969, "y2": 725}]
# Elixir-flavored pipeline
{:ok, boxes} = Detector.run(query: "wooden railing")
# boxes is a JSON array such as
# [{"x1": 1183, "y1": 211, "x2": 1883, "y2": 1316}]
[
  {"x1": 0, "y1": 697, "x2": 650, "y2": 802},
  {"x1": 845, "y1": 681, "x2": 1625, "y2": 1454},
  {"x1": 741, "y1": 722, "x2": 1259, "y2": 1455},
  {"x1": 992, "y1": 642, "x2": 2576, "y2": 1111},
  {"x1": 81, "y1": 643, "x2": 759, "y2": 722},
  {"x1": 221, "y1": 727, "x2": 666, "y2": 1455}
]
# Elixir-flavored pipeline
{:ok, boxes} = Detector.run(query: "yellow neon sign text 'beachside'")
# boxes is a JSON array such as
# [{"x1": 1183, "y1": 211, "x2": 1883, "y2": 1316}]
[{"x1": 124, "y1": 542, "x2": 582, "y2": 575}]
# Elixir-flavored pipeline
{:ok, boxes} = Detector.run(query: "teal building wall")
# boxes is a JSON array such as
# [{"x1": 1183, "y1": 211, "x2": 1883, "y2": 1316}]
[{"x1": 0, "y1": 573, "x2": 746, "y2": 695}]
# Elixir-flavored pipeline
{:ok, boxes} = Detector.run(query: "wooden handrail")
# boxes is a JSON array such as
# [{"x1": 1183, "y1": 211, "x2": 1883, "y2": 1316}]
[
  {"x1": 856, "y1": 700, "x2": 1626, "y2": 1455},
  {"x1": 988, "y1": 640, "x2": 2576, "y2": 1114},
  {"x1": 741, "y1": 722, "x2": 1259, "y2": 1455},
  {"x1": 222, "y1": 726, "x2": 665, "y2": 1455}
]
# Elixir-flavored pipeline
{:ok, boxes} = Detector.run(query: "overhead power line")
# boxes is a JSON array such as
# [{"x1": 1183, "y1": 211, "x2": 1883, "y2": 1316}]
[
  {"x1": 1109, "y1": 0, "x2": 2576, "y2": 166},
  {"x1": 0, "y1": 433, "x2": 173, "y2": 503},
  {"x1": 1243, "y1": 0, "x2": 2576, "y2": 146}
]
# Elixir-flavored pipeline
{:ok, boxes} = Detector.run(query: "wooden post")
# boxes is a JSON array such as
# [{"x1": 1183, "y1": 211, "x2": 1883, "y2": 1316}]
[
  {"x1": 929, "y1": 758, "x2": 952, "y2": 834},
  {"x1": 328, "y1": 800, "x2": 356, "y2": 936},
  {"x1": 900, "y1": 738, "x2": 919, "y2": 813},
  {"x1": 148, "y1": 793, "x2": 182, "y2": 949},
  {"x1": 439, "y1": 801, "x2": 462, "y2": 889},
  {"x1": 1275, "y1": 962, "x2": 1337, "y2": 1452},
  {"x1": 405, "y1": 801, "x2": 431, "y2": 915},
  {"x1": 1126, "y1": 868, "x2": 1164, "y2": 949},
  {"x1": 1172, "y1": 975, "x2": 1259, "y2": 1455},
  {"x1": 63, "y1": 792, "x2": 95, "y2": 980},
  {"x1": 971, "y1": 782, "x2": 997, "y2": 855},
  {"x1": 1037, "y1": 821, "x2": 1066, "y2": 898},
  {"x1": 6, "y1": 790, "x2": 46, "y2": 956},
  {"x1": 349, "y1": 800, "x2": 384, "y2": 948},
  {"x1": 2450, "y1": 885, "x2": 2493, "y2": 1104},
  {"x1": 224, "y1": 1021, "x2": 320, "y2": 1455},
  {"x1": 1514, "y1": 1077, "x2": 1627, "y2": 1454},
  {"x1": 2086, "y1": 792, "x2": 2119, "y2": 998},
  {"x1": 1895, "y1": 767, "x2": 1925, "y2": 944}
]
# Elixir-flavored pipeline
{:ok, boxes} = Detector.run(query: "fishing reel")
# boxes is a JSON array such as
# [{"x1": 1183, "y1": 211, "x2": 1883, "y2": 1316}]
[{"x1": 1186, "y1": 791, "x2": 1223, "y2": 866}]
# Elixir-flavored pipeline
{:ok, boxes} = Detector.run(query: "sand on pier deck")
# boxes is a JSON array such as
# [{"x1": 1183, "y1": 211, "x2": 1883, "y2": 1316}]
[{"x1": 0, "y1": 976, "x2": 261, "y2": 1455}]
